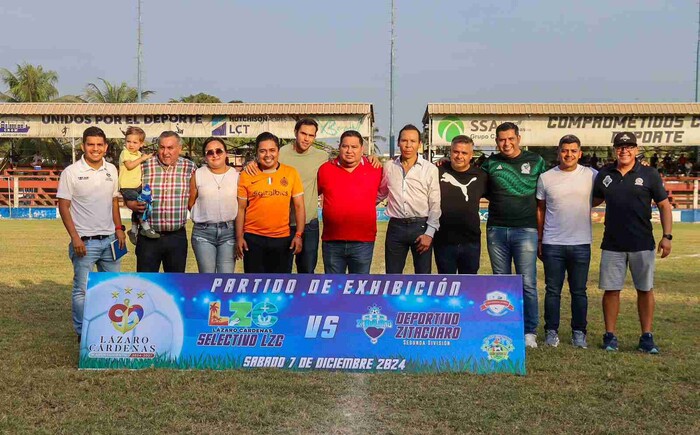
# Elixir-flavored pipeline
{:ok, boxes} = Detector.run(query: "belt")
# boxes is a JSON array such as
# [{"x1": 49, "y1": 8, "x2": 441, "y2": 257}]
[
  {"x1": 194, "y1": 221, "x2": 234, "y2": 228},
  {"x1": 158, "y1": 227, "x2": 185, "y2": 235},
  {"x1": 390, "y1": 217, "x2": 428, "y2": 224},
  {"x1": 80, "y1": 234, "x2": 111, "y2": 241}
]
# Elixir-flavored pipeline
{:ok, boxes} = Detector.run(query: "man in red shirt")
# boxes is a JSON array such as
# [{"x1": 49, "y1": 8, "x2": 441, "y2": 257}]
[{"x1": 317, "y1": 130, "x2": 382, "y2": 274}]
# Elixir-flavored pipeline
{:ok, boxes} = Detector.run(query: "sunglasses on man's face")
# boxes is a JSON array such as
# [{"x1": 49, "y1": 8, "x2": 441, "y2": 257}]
[{"x1": 206, "y1": 148, "x2": 225, "y2": 157}]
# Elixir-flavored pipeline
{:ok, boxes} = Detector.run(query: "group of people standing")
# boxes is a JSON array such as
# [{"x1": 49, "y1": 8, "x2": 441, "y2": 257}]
[{"x1": 58, "y1": 120, "x2": 672, "y2": 355}]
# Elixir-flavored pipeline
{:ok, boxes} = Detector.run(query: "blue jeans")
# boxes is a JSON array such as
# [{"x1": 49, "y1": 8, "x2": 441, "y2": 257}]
[
  {"x1": 290, "y1": 218, "x2": 319, "y2": 273},
  {"x1": 322, "y1": 241, "x2": 375, "y2": 274},
  {"x1": 434, "y1": 241, "x2": 481, "y2": 274},
  {"x1": 487, "y1": 226, "x2": 538, "y2": 334},
  {"x1": 191, "y1": 221, "x2": 235, "y2": 273},
  {"x1": 385, "y1": 218, "x2": 432, "y2": 274},
  {"x1": 542, "y1": 244, "x2": 590, "y2": 333},
  {"x1": 69, "y1": 236, "x2": 121, "y2": 335}
]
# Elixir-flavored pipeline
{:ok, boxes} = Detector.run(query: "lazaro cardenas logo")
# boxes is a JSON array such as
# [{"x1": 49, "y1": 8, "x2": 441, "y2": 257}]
[
  {"x1": 109, "y1": 293, "x2": 145, "y2": 334},
  {"x1": 437, "y1": 116, "x2": 465, "y2": 142}
]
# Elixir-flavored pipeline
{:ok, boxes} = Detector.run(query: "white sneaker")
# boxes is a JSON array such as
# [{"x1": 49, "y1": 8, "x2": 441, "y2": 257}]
[{"x1": 525, "y1": 333, "x2": 538, "y2": 348}]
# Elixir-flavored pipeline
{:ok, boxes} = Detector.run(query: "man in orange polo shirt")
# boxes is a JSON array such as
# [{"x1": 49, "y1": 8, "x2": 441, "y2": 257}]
[{"x1": 236, "y1": 132, "x2": 305, "y2": 273}]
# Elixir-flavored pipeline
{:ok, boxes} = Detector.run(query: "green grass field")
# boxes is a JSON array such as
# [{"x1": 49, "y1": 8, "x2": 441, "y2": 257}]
[{"x1": 0, "y1": 220, "x2": 698, "y2": 434}]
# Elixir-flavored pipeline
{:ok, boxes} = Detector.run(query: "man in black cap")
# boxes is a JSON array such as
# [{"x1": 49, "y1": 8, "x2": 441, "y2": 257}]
[{"x1": 592, "y1": 132, "x2": 673, "y2": 354}]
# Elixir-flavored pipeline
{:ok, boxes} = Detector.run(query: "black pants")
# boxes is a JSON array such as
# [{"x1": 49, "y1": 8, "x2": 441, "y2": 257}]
[
  {"x1": 136, "y1": 227, "x2": 188, "y2": 272},
  {"x1": 385, "y1": 217, "x2": 432, "y2": 274},
  {"x1": 243, "y1": 233, "x2": 293, "y2": 273}
]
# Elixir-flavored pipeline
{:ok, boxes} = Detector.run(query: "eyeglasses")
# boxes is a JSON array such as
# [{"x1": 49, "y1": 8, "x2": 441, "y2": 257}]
[
  {"x1": 205, "y1": 148, "x2": 225, "y2": 157},
  {"x1": 615, "y1": 146, "x2": 636, "y2": 152}
]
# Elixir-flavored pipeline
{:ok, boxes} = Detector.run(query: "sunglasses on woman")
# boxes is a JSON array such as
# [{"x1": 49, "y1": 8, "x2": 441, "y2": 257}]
[{"x1": 206, "y1": 148, "x2": 225, "y2": 157}]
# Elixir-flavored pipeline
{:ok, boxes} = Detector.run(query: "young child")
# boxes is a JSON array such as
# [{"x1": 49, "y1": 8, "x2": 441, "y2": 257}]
[{"x1": 118, "y1": 126, "x2": 158, "y2": 244}]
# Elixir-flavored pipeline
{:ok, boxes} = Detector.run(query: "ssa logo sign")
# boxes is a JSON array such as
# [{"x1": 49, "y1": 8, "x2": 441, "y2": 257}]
[{"x1": 437, "y1": 116, "x2": 465, "y2": 142}]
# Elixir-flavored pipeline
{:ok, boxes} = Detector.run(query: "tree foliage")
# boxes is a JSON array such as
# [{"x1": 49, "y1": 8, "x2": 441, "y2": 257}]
[
  {"x1": 0, "y1": 63, "x2": 80, "y2": 102},
  {"x1": 169, "y1": 93, "x2": 222, "y2": 103},
  {"x1": 84, "y1": 78, "x2": 154, "y2": 103}
]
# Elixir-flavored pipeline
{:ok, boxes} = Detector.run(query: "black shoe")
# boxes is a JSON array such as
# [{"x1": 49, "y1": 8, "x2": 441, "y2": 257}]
[
  {"x1": 602, "y1": 332, "x2": 618, "y2": 351},
  {"x1": 638, "y1": 333, "x2": 659, "y2": 354}
]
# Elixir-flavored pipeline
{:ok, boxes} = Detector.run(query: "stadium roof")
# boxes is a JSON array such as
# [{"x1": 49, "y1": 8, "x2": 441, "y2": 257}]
[
  {"x1": 0, "y1": 102, "x2": 374, "y2": 120},
  {"x1": 423, "y1": 103, "x2": 700, "y2": 123}
]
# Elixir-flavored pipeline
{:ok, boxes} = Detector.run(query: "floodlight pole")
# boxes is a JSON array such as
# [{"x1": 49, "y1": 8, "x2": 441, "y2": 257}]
[
  {"x1": 696, "y1": 1, "x2": 700, "y2": 102},
  {"x1": 389, "y1": 0, "x2": 396, "y2": 157},
  {"x1": 137, "y1": 0, "x2": 143, "y2": 103}
]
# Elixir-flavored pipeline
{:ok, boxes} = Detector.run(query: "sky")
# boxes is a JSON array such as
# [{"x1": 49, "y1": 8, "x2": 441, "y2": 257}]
[{"x1": 0, "y1": 0, "x2": 698, "y2": 152}]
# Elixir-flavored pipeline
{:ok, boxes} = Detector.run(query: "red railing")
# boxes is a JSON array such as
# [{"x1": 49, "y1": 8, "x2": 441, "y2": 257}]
[
  {"x1": 1, "y1": 167, "x2": 698, "y2": 209},
  {"x1": 663, "y1": 177, "x2": 699, "y2": 209},
  {"x1": 0, "y1": 167, "x2": 62, "y2": 207}
]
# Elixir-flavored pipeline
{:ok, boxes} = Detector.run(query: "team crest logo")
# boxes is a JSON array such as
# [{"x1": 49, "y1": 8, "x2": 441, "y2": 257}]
[
  {"x1": 481, "y1": 334, "x2": 515, "y2": 362},
  {"x1": 618, "y1": 133, "x2": 632, "y2": 142},
  {"x1": 480, "y1": 291, "x2": 514, "y2": 316},
  {"x1": 521, "y1": 163, "x2": 531, "y2": 174},
  {"x1": 356, "y1": 305, "x2": 393, "y2": 344},
  {"x1": 280, "y1": 177, "x2": 288, "y2": 187},
  {"x1": 635, "y1": 177, "x2": 644, "y2": 186},
  {"x1": 108, "y1": 287, "x2": 145, "y2": 334},
  {"x1": 602, "y1": 175, "x2": 612, "y2": 187}
]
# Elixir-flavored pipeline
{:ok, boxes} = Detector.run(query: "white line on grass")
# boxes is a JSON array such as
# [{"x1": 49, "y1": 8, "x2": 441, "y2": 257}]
[
  {"x1": 663, "y1": 253, "x2": 700, "y2": 260},
  {"x1": 329, "y1": 373, "x2": 369, "y2": 435}
]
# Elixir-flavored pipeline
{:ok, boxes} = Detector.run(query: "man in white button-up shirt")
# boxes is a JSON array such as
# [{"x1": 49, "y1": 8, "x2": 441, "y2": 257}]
[{"x1": 378, "y1": 124, "x2": 441, "y2": 273}]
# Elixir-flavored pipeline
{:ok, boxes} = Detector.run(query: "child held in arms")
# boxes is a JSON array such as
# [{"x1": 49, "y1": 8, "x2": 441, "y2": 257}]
[{"x1": 118, "y1": 126, "x2": 158, "y2": 244}]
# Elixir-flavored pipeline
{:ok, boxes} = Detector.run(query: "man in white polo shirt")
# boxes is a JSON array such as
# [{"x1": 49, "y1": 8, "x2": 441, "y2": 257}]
[{"x1": 57, "y1": 126, "x2": 126, "y2": 339}]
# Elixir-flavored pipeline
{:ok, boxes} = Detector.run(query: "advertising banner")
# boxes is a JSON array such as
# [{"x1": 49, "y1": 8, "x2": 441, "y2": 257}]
[
  {"x1": 80, "y1": 273, "x2": 525, "y2": 375},
  {"x1": 431, "y1": 115, "x2": 700, "y2": 147},
  {"x1": 0, "y1": 114, "x2": 371, "y2": 139}
]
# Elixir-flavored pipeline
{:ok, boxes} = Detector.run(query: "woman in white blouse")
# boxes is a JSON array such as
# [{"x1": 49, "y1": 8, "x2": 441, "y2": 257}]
[{"x1": 188, "y1": 137, "x2": 239, "y2": 273}]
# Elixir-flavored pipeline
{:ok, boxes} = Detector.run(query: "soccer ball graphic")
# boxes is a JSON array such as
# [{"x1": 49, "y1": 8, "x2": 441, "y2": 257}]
[{"x1": 81, "y1": 276, "x2": 184, "y2": 361}]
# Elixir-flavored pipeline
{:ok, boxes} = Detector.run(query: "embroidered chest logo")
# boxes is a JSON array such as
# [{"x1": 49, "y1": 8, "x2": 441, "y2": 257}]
[
  {"x1": 440, "y1": 173, "x2": 477, "y2": 202},
  {"x1": 635, "y1": 177, "x2": 644, "y2": 186},
  {"x1": 495, "y1": 164, "x2": 503, "y2": 170},
  {"x1": 280, "y1": 177, "x2": 288, "y2": 187},
  {"x1": 521, "y1": 163, "x2": 530, "y2": 174},
  {"x1": 602, "y1": 175, "x2": 612, "y2": 187}
]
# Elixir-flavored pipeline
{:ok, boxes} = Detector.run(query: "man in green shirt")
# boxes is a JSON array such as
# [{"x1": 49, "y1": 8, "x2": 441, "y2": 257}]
[
  {"x1": 278, "y1": 119, "x2": 328, "y2": 273},
  {"x1": 481, "y1": 122, "x2": 546, "y2": 348}
]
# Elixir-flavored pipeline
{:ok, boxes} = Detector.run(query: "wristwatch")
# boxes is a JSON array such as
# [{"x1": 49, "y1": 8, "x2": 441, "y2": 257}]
[
  {"x1": 662, "y1": 234, "x2": 673, "y2": 241},
  {"x1": 115, "y1": 225, "x2": 126, "y2": 231}
]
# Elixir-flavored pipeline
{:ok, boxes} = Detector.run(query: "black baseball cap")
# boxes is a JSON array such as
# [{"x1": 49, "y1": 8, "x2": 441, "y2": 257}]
[{"x1": 613, "y1": 132, "x2": 638, "y2": 147}]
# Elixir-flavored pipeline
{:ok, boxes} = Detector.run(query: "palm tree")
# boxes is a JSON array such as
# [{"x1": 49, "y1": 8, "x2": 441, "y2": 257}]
[
  {"x1": 0, "y1": 63, "x2": 81, "y2": 169},
  {"x1": 371, "y1": 126, "x2": 386, "y2": 155},
  {"x1": 0, "y1": 63, "x2": 80, "y2": 102},
  {"x1": 84, "y1": 78, "x2": 154, "y2": 103}
]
